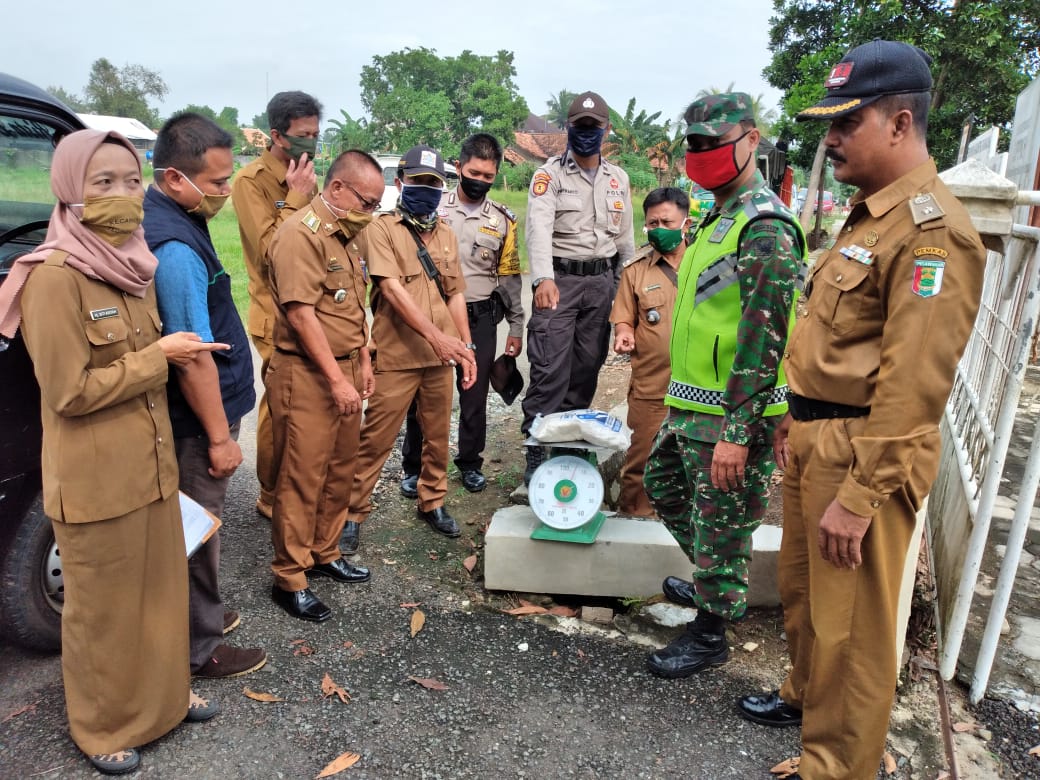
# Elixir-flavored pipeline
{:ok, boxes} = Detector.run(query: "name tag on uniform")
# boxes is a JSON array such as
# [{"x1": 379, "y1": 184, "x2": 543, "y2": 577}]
[
  {"x1": 708, "y1": 218, "x2": 735, "y2": 243},
  {"x1": 89, "y1": 307, "x2": 119, "y2": 321}
]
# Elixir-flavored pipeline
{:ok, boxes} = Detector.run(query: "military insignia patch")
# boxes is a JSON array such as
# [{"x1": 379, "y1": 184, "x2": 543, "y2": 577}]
[
  {"x1": 302, "y1": 210, "x2": 321, "y2": 233},
  {"x1": 488, "y1": 216, "x2": 499, "y2": 228},
  {"x1": 708, "y1": 218, "x2": 735, "y2": 243},
  {"x1": 912, "y1": 259, "x2": 945, "y2": 298},
  {"x1": 839, "y1": 245, "x2": 873, "y2": 265},
  {"x1": 913, "y1": 246, "x2": 949, "y2": 259},
  {"x1": 610, "y1": 178, "x2": 619, "y2": 189},
  {"x1": 864, "y1": 231, "x2": 879, "y2": 247},
  {"x1": 328, "y1": 258, "x2": 344, "y2": 271},
  {"x1": 613, "y1": 200, "x2": 624, "y2": 210},
  {"x1": 532, "y1": 172, "x2": 551, "y2": 197}
]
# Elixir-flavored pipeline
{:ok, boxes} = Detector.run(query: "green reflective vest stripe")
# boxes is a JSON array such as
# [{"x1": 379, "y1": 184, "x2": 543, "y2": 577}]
[{"x1": 666, "y1": 190, "x2": 804, "y2": 417}]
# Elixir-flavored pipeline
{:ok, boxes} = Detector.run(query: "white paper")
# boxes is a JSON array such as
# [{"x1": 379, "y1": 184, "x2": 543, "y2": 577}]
[{"x1": 179, "y1": 491, "x2": 220, "y2": 557}]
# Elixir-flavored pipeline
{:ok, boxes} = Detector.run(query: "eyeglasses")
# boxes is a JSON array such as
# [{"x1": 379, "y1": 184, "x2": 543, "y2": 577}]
[{"x1": 345, "y1": 182, "x2": 381, "y2": 213}]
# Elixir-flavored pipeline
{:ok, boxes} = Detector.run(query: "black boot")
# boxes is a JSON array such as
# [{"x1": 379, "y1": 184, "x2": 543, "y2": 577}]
[
  {"x1": 646, "y1": 612, "x2": 729, "y2": 678},
  {"x1": 523, "y1": 445, "x2": 545, "y2": 486}
]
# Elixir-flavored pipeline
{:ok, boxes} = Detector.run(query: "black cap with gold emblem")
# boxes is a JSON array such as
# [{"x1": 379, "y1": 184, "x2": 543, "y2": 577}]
[{"x1": 797, "y1": 39, "x2": 933, "y2": 122}]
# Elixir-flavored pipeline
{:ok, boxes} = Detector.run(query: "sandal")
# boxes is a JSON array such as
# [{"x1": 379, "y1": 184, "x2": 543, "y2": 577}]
[
  {"x1": 184, "y1": 690, "x2": 220, "y2": 723},
  {"x1": 88, "y1": 748, "x2": 140, "y2": 775}
]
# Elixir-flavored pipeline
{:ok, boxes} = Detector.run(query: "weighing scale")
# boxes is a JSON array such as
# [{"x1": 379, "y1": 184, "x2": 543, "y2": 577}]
[{"x1": 527, "y1": 449, "x2": 608, "y2": 544}]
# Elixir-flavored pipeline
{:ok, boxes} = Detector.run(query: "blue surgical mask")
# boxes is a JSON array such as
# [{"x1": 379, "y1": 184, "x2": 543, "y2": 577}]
[
  {"x1": 399, "y1": 183, "x2": 443, "y2": 217},
  {"x1": 567, "y1": 125, "x2": 606, "y2": 157}
]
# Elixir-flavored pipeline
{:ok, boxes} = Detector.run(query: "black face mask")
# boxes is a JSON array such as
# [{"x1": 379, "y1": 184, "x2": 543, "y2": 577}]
[{"x1": 459, "y1": 174, "x2": 493, "y2": 201}]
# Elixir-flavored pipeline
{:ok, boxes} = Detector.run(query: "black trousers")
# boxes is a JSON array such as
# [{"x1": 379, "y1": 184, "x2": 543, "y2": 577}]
[{"x1": 402, "y1": 301, "x2": 499, "y2": 474}]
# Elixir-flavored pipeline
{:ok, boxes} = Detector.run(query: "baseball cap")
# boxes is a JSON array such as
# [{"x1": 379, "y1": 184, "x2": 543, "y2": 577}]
[
  {"x1": 568, "y1": 91, "x2": 609, "y2": 125},
  {"x1": 398, "y1": 144, "x2": 446, "y2": 182},
  {"x1": 685, "y1": 93, "x2": 755, "y2": 138},
  {"x1": 797, "y1": 39, "x2": 933, "y2": 121},
  {"x1": 489, "y1": 354, "x2": 524, "y2": 406}
]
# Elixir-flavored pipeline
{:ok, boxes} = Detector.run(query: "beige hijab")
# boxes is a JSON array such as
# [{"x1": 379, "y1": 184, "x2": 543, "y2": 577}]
[{"x1": 0, "y1": 129, "x2": 158, "y2": 339}]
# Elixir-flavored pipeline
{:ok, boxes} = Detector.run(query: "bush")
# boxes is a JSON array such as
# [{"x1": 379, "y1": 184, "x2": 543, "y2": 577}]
[{"x1": 497, "y1": 161, "x2": 537, "y2": 192}]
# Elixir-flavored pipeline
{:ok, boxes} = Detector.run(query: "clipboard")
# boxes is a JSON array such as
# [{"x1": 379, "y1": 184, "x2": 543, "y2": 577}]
[{"x1": 179, "y1": 491, "x2": 222, "y2": 557}]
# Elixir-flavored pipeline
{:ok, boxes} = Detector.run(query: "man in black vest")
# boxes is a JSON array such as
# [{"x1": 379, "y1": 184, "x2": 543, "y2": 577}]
[{"x1": 145, "y1": 112, "x2": 267, "y2": 678}]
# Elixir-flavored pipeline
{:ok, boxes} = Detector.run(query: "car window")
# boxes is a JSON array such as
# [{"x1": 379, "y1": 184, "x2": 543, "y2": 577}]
[{"x1": 0, "y1": 112, "x2": 61, "y2": 263}]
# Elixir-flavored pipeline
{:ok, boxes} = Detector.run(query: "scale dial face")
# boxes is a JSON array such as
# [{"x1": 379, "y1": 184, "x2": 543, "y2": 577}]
[{"x1": 528, "y1": 455, "x2": 604, "y2": 530}]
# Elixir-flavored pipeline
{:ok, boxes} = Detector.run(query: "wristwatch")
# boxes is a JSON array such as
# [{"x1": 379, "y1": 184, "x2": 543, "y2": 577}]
[
  {"x1": 532, "y1": 276, "x2": 550, "y2": 289},
  {"x1": 465, "y1": 343, "x2": 477, "y2": 351}
]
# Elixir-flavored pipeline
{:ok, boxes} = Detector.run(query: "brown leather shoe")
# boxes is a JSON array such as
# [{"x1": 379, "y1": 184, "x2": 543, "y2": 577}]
[
  {"x1": 255, "y1": 498, "x2": 273, "y2": 520},
  {"x1": 222, "y1": 609, "x2": 241, "y2": 635},
  {"x1": 193, "y1": 643, "x2": 267, "y2": 678}
]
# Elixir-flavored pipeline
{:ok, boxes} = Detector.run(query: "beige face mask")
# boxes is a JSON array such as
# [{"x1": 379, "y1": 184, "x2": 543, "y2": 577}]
[
  {"x1": 159, "y1": 168, "x2": 229, "y2": 220},
  {"x1": 76, "y1": 195, "x2": 144, "y2": 246},
  {"x1": 320, "y1": 194, "x2": 375, "y2": 239}
]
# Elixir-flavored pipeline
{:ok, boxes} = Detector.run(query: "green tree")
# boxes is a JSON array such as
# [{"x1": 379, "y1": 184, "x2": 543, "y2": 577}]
[
  {"x1": 178, "y1": 104, "x2": 247, "y2": 155},
  {"x1": 326, "y1": 110, "x2": 374, "y2": 155},
  {"x1": 80, "y1": 58, "x2": 168, "y2": 127},
  {"x1": 544, "y1": 89, "x2": 577, "y2": 128},
  {"x1": 46, "y1": 85, "x2": 87, "y2": 112},
  {"x1": 608, "y1": 98, "x2": 668, "y2": 153},
  {"x1": 250, "y1": 112, "x2": 269, "y2": 131},
  {"x1": 359, "y1": 47, "x2": 528, "y2": 156},
  {"x1": 765, "y1": 0, "x2": 1040, "y2": 169}
]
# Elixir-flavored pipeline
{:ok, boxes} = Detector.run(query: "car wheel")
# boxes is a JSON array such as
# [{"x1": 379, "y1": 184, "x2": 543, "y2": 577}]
[{"x1": 0, "y1": 495, "x2": 62, "y2": 651}]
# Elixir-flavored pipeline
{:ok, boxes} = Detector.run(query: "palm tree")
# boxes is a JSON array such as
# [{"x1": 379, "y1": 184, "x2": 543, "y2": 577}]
[{"x1": 544, "y1": 90, "x2": 577, "y2": 129}]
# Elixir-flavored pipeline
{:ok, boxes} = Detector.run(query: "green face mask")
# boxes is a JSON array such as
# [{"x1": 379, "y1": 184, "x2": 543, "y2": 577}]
[
  {"x1": 646, "y1": 226, "x2": 685, "y2": 254},
  {"x1": 282, "y1": 134, "x2": 317, "y2": 163}
]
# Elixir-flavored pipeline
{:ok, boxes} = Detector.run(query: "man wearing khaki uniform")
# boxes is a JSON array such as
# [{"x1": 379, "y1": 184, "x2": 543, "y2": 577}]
[
  {"x1": 265, "y1": 150, "x2": 379, "y2": 623},
  {"x1": 232, "y1": 90, "x2": 321, "y2": 518},
  {"x1": 522, "y1": 90, "x2": 635, "y2": 482},
  {"x1": 343, "y1": 145, "x2": 476, "y2": 549},
  {"x1": 609, "y1": 187, "x2": 690, "y2": 516}
]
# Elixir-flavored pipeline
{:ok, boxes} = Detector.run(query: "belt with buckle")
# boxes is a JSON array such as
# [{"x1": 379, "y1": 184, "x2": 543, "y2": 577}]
[
  {"x1": 552, "y1": 256, "x2": 610, "y2": 276},
  {"x1": 466, "y1": 298, "x2": 496, "y2": 317},
  {"x1": 787, "y1": 392, "x2": 870, "y2": 421},
  {"x1": 276, "y1": 346, "x2": 359, "y2": 361}
]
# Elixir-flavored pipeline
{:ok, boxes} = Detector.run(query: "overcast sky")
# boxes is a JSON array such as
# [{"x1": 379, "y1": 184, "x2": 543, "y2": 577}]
[{"x1": 7, "y1": 0, "x2": 783, "y2": 132}]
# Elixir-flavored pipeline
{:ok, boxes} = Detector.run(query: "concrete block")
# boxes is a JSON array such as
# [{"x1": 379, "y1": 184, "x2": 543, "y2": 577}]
[
  {"x1": 580, "y1": 606, "x2": 614, "y2": 624},
  {"x1": 484, "y1": 505, "x2": 781, "y2": 606}
]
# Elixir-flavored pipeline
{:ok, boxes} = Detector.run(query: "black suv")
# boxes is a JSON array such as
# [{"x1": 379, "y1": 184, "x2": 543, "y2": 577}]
[{"x1": 0, "y1": 72, "x2": 85, "y2": 650}]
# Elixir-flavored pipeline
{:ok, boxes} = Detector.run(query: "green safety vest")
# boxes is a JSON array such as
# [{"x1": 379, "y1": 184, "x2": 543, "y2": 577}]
[{"x1": 666, "y1": 189, "x2": 805, "y2": 417}]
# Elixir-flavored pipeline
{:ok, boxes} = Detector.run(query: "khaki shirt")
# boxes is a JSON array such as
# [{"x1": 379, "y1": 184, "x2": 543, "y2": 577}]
[
  {"x1": 362, "y1": 213, "x2": 465, "y2": 371},
  {"x1": 438, "y1": 191, "x2": 524, "y2": 338},
  {"x1": 268, "y1": 195, "x2": 369, "y2": 358},
  {"x1": 231, "y1": 148, "x2": 316, "y2": 342},
  {"x1": 786, "y1": 159, "x2": 985, "y2": 517},
  {"x1": 526, "y1": 152, "x2": 636, "y2": 280},
  {"x1": 20, "y1": 255, "x2": 176, "y2": 524},
  {"x1": 610, "y1": 246, "x2": 679, "y2": 400}
]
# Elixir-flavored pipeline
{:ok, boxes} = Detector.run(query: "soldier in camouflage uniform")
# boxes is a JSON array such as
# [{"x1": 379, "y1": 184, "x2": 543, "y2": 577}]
[{"x1": 644, "y1": 93, "x2": 806, "y2": 678}]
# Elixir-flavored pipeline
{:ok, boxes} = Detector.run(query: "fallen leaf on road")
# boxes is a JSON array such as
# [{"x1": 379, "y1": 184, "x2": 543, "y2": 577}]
[
  {"x1": 243, "y1": 687, "x2": 285, "y2": 702},
  {"x1": 463, "y1": 555, "x2": 477, "y2": 572},
  {"x1": 883, "y1": 752, "x2": 897, "y2": 774},
  {"x1": 399, "y1": 602, "x2": 421, "y2": 608},
  {"x1": 294, "y1": 642, "x2": 315, "y2": 656},
  {"x1": 342, "y1": 641, "x2": 354, "y2": 649},
  {"x1": 321, "y1": 673, "x2": 350, "y2": 704},
  {"x1": 952, "y1": 721, "x2": 976, "y2": 733},
  {"x1": 407, "y1": 675, "x2": 448, "y2": 691},
  {"x1": 427, "y1": 551, "x2": 439, "y2": 561},
  {"x1": 576, "y1": 649, "x2": 586, "y2": 659},
  {"x1": 1028, "y1": 744, "x2": 1040, "y2": 756},
  {"x1": 503, "y1": 605, "x2": 548, "y2": 616},
  {"x1": 936, "y1": 772, "x2": 951, "y2": 780},
  {"x1": 1, "y1": 702, "x2": 37, "y2": 723},
  {"x1": 315, "y1": 750, "x2": 361, "y2": 777},
  {"x1": 410, "y1": 609, "x2": 426, "y2": 637},
  {"x1": 548, "y1": 606, "x2": 579, "y2": 617},
  {"x1": 518, "y1": 598, "x2": 539, "y2": 607},
  {"x1": 290, "y1": 638, "x2": 307, "y2": 645},
  {"x1": 770, "y1": 756, "x2": 800, "y2": 777}
]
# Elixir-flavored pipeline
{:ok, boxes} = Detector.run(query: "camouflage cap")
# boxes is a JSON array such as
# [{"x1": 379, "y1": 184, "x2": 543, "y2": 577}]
[
  {"x1": 797, "y1": 39, "x2": 933, "y2": 121},
  {"x1": 685, "y1": 92, "x2": 754, "y2": 138}
]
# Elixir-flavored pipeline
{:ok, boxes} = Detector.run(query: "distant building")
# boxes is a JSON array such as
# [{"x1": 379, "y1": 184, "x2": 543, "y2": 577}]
[
  {"x1": 77, "y1": 114, "x2": 157, "y2": 153},
  {"x1": 241, "y1": 127, "x2": 270, "y2": 154}
]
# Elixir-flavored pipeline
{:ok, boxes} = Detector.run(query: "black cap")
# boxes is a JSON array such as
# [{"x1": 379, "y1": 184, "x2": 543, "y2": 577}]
[
  {"x1": 489, "y1": 354, "x2": 524, "y2": 406},
  {"x1": 567, "y1": 91, "x2": 609, "y2": 126},
  {"x1": 797, "y1": 39, "x2": 933, "y2": 122},
  {"x1": 397, "y1": 144, "x2": 446, "y2": 182}
]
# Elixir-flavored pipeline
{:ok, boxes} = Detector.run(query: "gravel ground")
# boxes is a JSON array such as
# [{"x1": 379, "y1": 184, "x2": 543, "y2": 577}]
[{"x1": 973, "y1": 698, "x2": 1040, "y2": 778}]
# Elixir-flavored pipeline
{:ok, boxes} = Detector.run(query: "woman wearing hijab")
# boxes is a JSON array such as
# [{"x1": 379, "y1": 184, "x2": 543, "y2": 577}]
[{"x1": 0, "y1": 129, "x2": 227, "y2": 775}]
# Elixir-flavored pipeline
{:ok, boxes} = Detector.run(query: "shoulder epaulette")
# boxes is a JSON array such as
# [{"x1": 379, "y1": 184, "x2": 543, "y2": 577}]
[
  {"x1": 301, "y1": 210, "x2": 321, "y2": 233},
  {"x1": 626, "y1": 243, "x2": 654, "y2": 266},
  {"x1": 487, "y1": 198, "x2": 517, "y2": 223},
  {"x1": 909, "y1": 192, "x2": 946, "y2": 225}
]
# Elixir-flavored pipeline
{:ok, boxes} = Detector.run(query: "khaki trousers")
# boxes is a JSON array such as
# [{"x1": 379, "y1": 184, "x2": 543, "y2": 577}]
[
  {"x1": 267, "y1": 352, "x2": 363, "y2": 591},
  {"x1": 619, "y1": 394, "x2": 668, "y2": 517},
  {"x1": 778, "y1": 417, "x2": 936, "y2": 779},
  {"x1": 252, "y1": 334, "x2": 276, "y2": 507},
  {"x1": 348, "y1": 365, "x2": 454, "y2": 520}
]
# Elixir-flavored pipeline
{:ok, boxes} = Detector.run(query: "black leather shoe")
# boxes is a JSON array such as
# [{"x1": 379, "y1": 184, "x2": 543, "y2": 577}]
[
  {"x1": 523, "y1": 445, "x2": 545, "y2": 486},
  {"x1": 417, "y1": 506, "x2": 460, "y2": 537},
  {"x1": 646, "y1": 625, "x2": 728, "y2": 678},
  {"x1": 737, "y1": 690, "x2": 802, "y2": 727},
  {"x1": 461, "y1": 469, "x2": 487, "y2": 493},
  {"x1": 309, "y1": 557, "x2": 371, "y2": 584},
  {"x1": 400, "y1": 473, "x2": 419, "y2": 499},
  {"x1": 270, "y1": 584, "x2": 332, "y2": 622},
  {"x1": 662, "y1": 575, "x2": 696, "y2": 608},
  {"x1": 341, "y1": 521, "x2": 360, "y2": 555}
]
